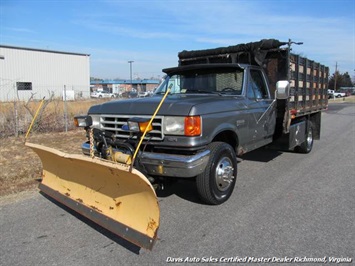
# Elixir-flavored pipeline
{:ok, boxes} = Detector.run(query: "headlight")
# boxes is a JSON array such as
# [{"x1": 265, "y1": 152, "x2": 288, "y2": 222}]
[
  {"x1": 163, "y1": 116, "x2": 201, "y2": 136},
  {"x1": 164, "y1": 117, "x2": 185, "y2": 135},
  {"x1": 74, "y1": 116, "x2": 92, "y2": 127},
  {"x1": 125, "y1": 117, "x2": 152, "y2": 133},
  {"x1": 90, "y1": 115, "x2": 100, "y2": 127},
  {"x1": 74, "y1": 115, "x2": 100, "y2": 128}
]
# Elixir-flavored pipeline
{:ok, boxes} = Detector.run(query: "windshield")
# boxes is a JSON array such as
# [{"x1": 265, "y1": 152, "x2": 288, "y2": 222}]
[{"x1": 155, "y1": 68, "x2": 244, "y2": 95}]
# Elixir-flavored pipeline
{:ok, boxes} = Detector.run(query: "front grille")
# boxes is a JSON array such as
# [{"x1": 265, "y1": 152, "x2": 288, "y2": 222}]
[{"x1": 100, "y1": 114, "x2": 164, "y2": 141}]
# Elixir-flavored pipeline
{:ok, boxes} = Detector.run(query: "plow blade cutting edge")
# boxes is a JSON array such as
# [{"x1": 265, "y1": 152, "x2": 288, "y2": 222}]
[{"x1": 26, "y1": 142, "x2": 160, "y2": 250}]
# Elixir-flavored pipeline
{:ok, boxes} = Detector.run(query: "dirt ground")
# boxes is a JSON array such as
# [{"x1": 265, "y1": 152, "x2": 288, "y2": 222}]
[{"x1": 0, "y1": 129, "x2": 86, "y2": 197}]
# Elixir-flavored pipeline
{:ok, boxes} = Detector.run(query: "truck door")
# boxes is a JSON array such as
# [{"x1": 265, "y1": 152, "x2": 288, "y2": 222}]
[{"x1": 246, "y1": 68, "x2": 276, "y2": 144}]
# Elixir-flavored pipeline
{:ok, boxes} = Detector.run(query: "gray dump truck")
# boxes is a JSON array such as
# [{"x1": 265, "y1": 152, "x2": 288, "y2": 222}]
[
  {"x1": 27, "y1": 39, "x2": 329, "y2": 249},
  {"x1": 82, "y1": 39, "x2": 329, "y2": 204},
  {"x1": 78, "y1": 39, "x2": 329, "y2": 205}
]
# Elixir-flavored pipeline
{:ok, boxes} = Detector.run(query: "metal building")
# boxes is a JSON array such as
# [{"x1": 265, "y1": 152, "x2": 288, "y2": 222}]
[{"x1": 0, "y1": 45, "x2": 90, "y2": 102}]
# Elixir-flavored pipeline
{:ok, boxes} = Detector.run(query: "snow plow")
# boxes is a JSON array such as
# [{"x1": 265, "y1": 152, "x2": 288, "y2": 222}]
[
  {"x1": 25, "y1": 88, "x2": 171, "y2": 250},
  {"x1": 25, "y1": 142, "x2": 159, "y2": 250}
]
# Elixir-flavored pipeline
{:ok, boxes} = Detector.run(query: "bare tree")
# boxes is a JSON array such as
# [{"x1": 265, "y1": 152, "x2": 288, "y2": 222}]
[{"x1": 23, "y1": 91, "x2": 54, "y2": 133}]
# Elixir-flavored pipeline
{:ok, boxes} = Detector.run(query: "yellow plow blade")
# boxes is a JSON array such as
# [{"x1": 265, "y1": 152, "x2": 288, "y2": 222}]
[{"x1": 26, "y1": 142, "x2": 159, "y2": 250}]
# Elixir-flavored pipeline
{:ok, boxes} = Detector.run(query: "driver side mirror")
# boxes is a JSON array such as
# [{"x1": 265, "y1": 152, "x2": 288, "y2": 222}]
[{"x1": 276, "y1": 80, "x2": 290, "y2": 100}]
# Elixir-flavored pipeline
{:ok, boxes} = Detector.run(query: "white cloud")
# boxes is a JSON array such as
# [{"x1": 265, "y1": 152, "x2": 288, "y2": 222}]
[
  {"x1": 3, "y1": 27, "x2": 36, "y2": 33},
  {"x1": 4, "y1": 0, "x2": 351, "y2": 77}
]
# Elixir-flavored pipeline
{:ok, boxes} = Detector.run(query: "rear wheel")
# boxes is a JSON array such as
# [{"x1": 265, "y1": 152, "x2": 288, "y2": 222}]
[
  {"x1": 196, "y1": 142, "x2": 237, "y2": 205},
  {"x1": 295, "y1": 121, "x2": 313, "y2": 153}
]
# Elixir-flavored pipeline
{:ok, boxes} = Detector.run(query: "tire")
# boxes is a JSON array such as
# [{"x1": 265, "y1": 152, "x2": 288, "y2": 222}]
[
  {"x1": 295, "y1": 121, "x2": 313, "y2": 153},
  {"x1": 196, "y1": 142, "x2": 237, "y2": 205}
]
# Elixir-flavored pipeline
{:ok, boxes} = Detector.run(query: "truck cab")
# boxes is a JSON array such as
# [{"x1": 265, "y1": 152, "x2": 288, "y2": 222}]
[{"x1": 154, "y1": 63, "x2": 277, "y2": 154}]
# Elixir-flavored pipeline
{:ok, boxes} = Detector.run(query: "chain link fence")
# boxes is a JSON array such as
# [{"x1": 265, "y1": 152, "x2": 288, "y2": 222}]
[
  {"x1": 0, "y1": 85, "x2": 97, "y2": 138},
  {"x1": 0, "y1": 83, "x2": 91, "y2": 102}
]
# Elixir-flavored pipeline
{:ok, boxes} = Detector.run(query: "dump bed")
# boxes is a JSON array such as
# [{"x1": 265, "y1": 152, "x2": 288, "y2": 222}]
[
  {"x1": 265, "y1": 50, "x2": 329, "y2": 116},
  {"x1": 178, "y1": 39, "x2": 329, "y2": 117}
]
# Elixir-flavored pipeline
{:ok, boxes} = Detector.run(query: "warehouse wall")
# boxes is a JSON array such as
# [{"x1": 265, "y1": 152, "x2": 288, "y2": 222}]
[{"x1": 0, "y1": 46, "x2": 90, "y2": 102}]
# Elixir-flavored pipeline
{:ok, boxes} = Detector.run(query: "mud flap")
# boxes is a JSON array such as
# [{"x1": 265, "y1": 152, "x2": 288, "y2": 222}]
[{"x1": 26, "y1": 142, "x2": 159, "y2": 250}]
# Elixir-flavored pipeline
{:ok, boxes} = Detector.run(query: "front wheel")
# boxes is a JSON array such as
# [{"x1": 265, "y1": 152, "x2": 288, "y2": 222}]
[
  {"x1": 196, "y1": 142, "x2": 237, "y2": 205},
  {"x1": 295, "y1": 121, "x2": 313, "y2": 153}
]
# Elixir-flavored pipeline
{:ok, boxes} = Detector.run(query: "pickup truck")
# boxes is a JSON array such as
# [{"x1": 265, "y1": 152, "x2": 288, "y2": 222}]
[
  {"x1": 332, "y1": 91, "x2": 346, "y2": 98},
  {"x1": 78, "y1": 39, "x2": 329, "y2": 205},
  {"x1": 90, "y1": 90, "x2": 116, "y2": 98}
]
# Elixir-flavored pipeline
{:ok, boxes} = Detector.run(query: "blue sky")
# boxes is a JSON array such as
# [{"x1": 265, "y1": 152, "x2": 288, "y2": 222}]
[{"x1": 1, "y1": 0, "x2": 354, "y2": 80}]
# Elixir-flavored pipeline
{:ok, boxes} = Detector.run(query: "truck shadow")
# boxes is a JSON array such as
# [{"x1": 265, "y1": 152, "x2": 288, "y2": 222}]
[
  {"x1": 40, "y1": 192, "x2": 142, "y2": 254},
  {"x1": 157, "y1": 179, "x2": 202, "y2": 204},
  {"x1": 239, "y1": 147, "x2": 284, "y2": 162},
  {"x1": 157, "y1": 147, "x2": 286, "y2": 203}
]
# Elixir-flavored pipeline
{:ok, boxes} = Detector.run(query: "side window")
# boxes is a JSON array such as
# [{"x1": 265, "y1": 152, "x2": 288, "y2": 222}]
[
  {"x1": 248, "y1": 70, "x2": 269, "y2": 99},
  {"x1": 247, "y1": 82, "x2": 256, "y2": 98},
  {"x1": 168, "y1": 75, "x2": 181, "y2": 93}
]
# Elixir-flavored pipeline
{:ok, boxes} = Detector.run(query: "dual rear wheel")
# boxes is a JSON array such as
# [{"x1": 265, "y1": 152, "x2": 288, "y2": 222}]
[{"x1": 295, "y1": 121, "x2": 314, "y2": 154}]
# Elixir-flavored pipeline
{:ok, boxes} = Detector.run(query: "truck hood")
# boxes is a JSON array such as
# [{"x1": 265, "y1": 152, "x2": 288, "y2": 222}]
[{"x1": 88, "y1": 94, "x2": 247, "y2": 116}]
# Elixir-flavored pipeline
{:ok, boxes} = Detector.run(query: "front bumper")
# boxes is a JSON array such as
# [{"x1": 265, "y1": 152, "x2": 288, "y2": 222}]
[{"x1": 81, "y1": 142, "x2": 210, "y2": 178}]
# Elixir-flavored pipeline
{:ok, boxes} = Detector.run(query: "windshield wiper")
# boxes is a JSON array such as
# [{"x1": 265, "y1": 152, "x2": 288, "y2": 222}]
[
  {"x1": 154, "y1": 91, "x2": 172, "y2": 95},
  {"x1": 186, "y1": 90, "x2": 222, "y2": 95}
]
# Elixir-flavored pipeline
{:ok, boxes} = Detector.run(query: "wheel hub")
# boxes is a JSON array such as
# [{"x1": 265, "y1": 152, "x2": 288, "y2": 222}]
[
  {"x1": 306, "y1": 128, "x2": 313, "y2": 147},
  {"x1": 215, "y1": 157, "x2": 235, "y2": 192}
]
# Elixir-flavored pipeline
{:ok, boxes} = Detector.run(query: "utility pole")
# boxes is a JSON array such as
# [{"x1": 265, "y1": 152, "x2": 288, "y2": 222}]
[
  {"x1": 128, "y1": 61, "x2": 134, "y2": 90},
  {"x1": 334, "y1": 62, "x2": 338, "y2": 91}
]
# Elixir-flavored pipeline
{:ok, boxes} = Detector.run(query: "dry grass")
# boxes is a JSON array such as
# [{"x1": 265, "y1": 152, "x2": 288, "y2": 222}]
[
  {"x1": 0, "y1": 129, "x2": 87, "y2": 197},
  {"x1": 0, "y1": 98, "x2": 116, "y2": 197},
  {"x1": 328, "y1": 95, "x2": 355, "y2": 103},
  {"x1": 0, "y1": 98, "x2": 113, "y2": 137}
]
